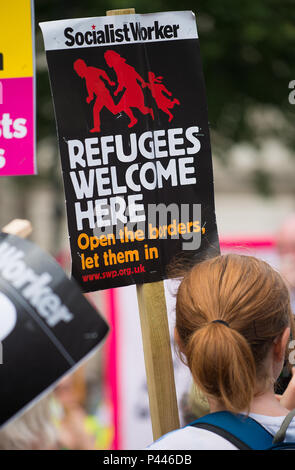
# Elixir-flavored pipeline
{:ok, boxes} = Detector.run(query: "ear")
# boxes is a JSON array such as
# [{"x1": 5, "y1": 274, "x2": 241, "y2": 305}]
[
  {"x1": 273, "y1": 327, "x2": 291, "y2": 362},
  {"x1": 174, "y1": 327, "x2": 185, "y2": 353}
]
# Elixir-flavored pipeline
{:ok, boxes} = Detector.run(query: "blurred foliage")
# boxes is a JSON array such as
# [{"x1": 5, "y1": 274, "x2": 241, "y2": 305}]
[{"x1": 22, "y1": 0, "x2": 295, "y2": 195}]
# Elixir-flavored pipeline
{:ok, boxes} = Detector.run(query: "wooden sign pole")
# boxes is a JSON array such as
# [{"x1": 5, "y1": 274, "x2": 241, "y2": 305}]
[
  {"x1": 106, "y1": 8, "x2": 180, "y2": 441},
  {"x1": 136, "y1": 281, "x2": 180, "y2": 439}
]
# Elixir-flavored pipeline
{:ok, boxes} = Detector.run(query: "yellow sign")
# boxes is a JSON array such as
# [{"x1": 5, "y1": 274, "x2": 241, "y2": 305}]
[{"x1": 0, "y1": 0, "x2": 34, "y2": 79}]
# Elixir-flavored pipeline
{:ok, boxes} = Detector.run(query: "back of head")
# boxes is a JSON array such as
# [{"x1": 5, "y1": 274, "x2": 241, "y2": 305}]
[{"x1": 176, "y1": 254, "x2": 294, "y2": 413}]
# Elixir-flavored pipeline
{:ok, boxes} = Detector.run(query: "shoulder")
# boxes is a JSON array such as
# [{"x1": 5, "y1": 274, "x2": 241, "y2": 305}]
[
  {"x1": 249, "y1": 413, "x2": 295, "y2": 442},
  {"x1": 146, "y1": 425, "x2": 237, "y2": 451}
]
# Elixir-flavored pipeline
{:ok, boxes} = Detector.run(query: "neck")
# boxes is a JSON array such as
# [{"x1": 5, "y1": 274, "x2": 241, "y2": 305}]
[
  {"x1": 208, "y1": 388, "x2": 290, "y2": 417},
  {"x1": 249, "y1": 389, "x2": 289, "y2": 416}
]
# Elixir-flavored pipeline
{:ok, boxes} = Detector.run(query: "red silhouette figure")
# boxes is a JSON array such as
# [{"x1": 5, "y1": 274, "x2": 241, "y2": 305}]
[
  {"x1": 104, "y1": 50, "x2": 154, "y2": 128},
  {"x1": 146, "y1": 72, "x2": 180, "y2": 122},
  {"x1": 74, "y1": 59, "x2": 118, "y2": 133}
]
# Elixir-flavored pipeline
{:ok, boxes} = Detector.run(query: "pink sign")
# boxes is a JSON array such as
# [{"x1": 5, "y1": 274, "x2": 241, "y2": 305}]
[{"x1": 0, "y1": 77, "x2": 35, "y2": 176}]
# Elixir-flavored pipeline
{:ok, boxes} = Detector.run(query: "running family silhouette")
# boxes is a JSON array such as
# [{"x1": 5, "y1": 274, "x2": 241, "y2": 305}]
[{"x1": 73, "y1": 50, "x2": 180, "y2": 133}]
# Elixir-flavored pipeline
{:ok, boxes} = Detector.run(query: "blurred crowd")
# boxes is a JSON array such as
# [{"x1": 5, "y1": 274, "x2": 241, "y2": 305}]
[{"x1": 0, "y1": 353, "x2": 113, "y2": 450}]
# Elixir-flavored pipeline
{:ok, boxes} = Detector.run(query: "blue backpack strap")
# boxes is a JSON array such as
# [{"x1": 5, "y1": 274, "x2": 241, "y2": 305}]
[{"x1": 189, "y1": 411, "x2": 274, "y2": 450}]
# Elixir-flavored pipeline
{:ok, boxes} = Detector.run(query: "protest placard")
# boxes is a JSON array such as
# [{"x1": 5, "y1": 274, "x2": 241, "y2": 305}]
[
  {"x1": 40, "y1": 11, "x2": 219, "y2": 293},
  {"x1": 0, "y1": 232, "x2": 108, "y2": 428}
]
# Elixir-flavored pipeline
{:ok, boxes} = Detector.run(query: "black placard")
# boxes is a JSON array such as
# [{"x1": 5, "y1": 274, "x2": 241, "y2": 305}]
[
  {"x1": 0, "y1": 233, "x2": 108, "y2": 428},
  {"x1": 40, "y1": 11, "x2": 219, "y2": 292}
]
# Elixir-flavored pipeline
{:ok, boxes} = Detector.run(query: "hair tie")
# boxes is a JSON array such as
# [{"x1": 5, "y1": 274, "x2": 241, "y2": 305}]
[{"x1": 211, "y1": 319, "x2": 230, "y2": 327}]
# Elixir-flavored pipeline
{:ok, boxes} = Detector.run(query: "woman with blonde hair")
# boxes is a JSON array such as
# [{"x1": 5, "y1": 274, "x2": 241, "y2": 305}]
[{"x1": 149, "y1": 254, "x2": 295, "y2": 450}]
